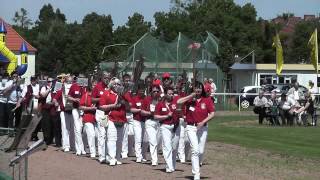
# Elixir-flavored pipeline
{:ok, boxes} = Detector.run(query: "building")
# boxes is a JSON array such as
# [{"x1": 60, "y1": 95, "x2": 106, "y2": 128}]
[
  {"x1": 230, "y1": 63, "x2": 318, "y2": 92},
  {"x1": 0, "y1": 18, "x2": 36, "y2": 82}
]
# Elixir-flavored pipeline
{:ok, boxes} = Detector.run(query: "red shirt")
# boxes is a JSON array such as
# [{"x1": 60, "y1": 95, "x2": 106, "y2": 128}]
[
  {"x1": 123, "y1": 91, "x2": 133, "y2": 103},
  {"x1": 53, "y1": 89, "x2": 65, "y2": 112},
  {"x1": 80, "y1": 92, "x2": 96, "y2": 123},
  {"x1": 186, "y1": 97, "x2": 215, "y2": 124},
  {"x1": 99, "y1": 90, "x2": 126, "y2": 123},
  {"x1": 131, "y1": 95, "x2": 145, "y2": 121},
  {"x1": 68, "y1": 83, "x2": 84, "y2": 108},
  {"x1": 92, "y1": 81, "x2": 107, "y2": 106},
  {"x1": 155, "y1": 101, "x2": 177, "y2": 125},
  {"x1": 141, "y1": 96, "x2": 157, "y2": 119}
]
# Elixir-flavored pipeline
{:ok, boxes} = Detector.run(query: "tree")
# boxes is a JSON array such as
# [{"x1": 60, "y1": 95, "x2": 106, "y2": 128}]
[
  {"x1": 63, "y1": 13, "x2": 114, "y2": 73},
  {"x1": 289, "y1": 20, "x2": 320, "y2": 63},
  {"x1": 114, "y1": 13, "x2": 151, "y2": 44},
  {"x1": 12, "y1": 8, "x2": 33, "y2": 29}
]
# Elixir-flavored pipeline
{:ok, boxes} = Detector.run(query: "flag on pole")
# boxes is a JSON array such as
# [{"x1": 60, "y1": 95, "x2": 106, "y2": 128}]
[
  {"x1": 272, "y1": 33, "x2": 284, "y2": 75},
  {"x1": 308, "y1": 28, "x2": 318, "y2": 72}
]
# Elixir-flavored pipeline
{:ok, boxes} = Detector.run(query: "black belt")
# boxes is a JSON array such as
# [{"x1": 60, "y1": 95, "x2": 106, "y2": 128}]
[{"x1": 187, "y1": 122, "x2": 207, "y2": 126}]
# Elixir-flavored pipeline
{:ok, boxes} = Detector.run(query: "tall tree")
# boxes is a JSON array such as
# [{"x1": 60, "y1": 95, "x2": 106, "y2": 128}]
[{"x1": 12, "y1": 8, "x2": 33, "y2": 29}]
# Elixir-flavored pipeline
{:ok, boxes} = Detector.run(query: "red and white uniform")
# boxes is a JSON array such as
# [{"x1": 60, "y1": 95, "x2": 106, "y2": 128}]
[
  {"x1": 53, "y1": 88, "x2": 70, "y2": 151},
  {"x1": 131, "y1": 95, "x2": 146, "y2": 161},
  {"x1": 155, "y1": 96, "x2": 181, "y2": 172},
  {"x1": 68, "y1": 82, "x2": 86, "y2": 155},
  {"x1": 80, "y1": 92, "x2": 96, "y2": 158},
  {"x1": 121, "y1": 91, "x2": 134, "y2": 158},
  {"x1": 92, "y1": 81, "x2": 108, "y2": 162},
  {"x1": 185, "y1": 96, "x2": 215, "y2": 179},
  {"x1": 99, "y1": 90, "x2": 127, "y2": 164},
  {"x1": 141, "y1": 96, "x2": 159, "y2": 165}
]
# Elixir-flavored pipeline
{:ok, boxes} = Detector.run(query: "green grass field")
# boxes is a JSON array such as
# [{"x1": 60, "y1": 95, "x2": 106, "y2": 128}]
[{"x1": 208, "y1": 116, "x2": 320, "y2": 159}]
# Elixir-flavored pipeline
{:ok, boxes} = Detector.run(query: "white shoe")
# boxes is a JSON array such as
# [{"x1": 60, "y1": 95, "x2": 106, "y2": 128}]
[
  {"x1": 90, "y1": 154, "x2": 96, "y2": 158},
  {"x1": 151, "y1": 161, "x2": 158, "y2": 166},
  {"x1": 109, "y1": 159, "x2": 116, "y2": 166},
  {"x1": 81, "y1": 151, "x2": 87, "y2": 155},
  {"x1": 194, "y1": 174, "x2": 200, "y2": 180},
  {"x1": 116, "y1": 160, "x2": 122, "y2": 165},
  {"x1": 180, "y1": 159, "x2": 186, "y2": 163},
  {"x1": 99, "y1": 158, "x2": 106, "y2": 164},
  {"x1": 64, "y1": 148, "x2": 70, "y2": 152},
  {"x1": 165, "y1": 168, "x2": 174, "y2": 173},
  {"x1": 136, "y1": 158, "x2": 142, "y2": 163},
  {"x1": 142, "y1": 158, "x2": 147, "y2": 162},
  {"x1": 121, "y1": 154, "x2": 128, "y2": 159}
]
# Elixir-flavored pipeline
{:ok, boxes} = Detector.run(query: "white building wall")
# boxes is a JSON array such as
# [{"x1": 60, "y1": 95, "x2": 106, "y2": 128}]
[{"x1": 15, "y1": 53, "x2": 35, "y2": 84}]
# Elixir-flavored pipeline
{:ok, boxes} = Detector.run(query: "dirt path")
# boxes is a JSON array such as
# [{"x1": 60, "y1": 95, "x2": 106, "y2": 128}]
[{"x1": 28, "y1": 141, "x2": 320, "y2": 180}]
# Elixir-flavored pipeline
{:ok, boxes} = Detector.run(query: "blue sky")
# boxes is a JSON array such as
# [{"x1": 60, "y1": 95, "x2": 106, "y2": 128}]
[{"x1": 0, "y1": 0, "x2": 319, "y2": 27}]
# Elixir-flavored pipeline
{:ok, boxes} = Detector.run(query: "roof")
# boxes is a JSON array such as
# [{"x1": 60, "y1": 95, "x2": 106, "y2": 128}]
[
  {"x1": 0, "y1": 18, "x2": 37, "y2": 52},
  {"x1": 231, "y1": 63, "x2": 316, "y2": 71}
]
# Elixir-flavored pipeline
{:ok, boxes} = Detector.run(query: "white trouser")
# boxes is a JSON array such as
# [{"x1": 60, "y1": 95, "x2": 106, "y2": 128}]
[
  {"x1": 133, "y1": 119, "x2": 145, "y2": 159},
  {"x1": 178, "y1": 119, "x2": 187, "y2": 161},
  {"x1": 160, "y1": 124, "x2": 175, "y2": 171},
  {"x1": 60, "y1": 111, "x2": 70, "y2": 150},
  {"x1": 95, "y1": 110, "x2": 107, "y2": 161},
  {"x1": 72, "y1": 108, "x2": 85, "y2": 154},
  {"x1": 172, "y1": 124, "x2": 180, "y2": 169},
  {"x1": 107, "y1": 121, "x2": 124, "y2": 161},
  {"x1": 186, "y1": 124, "x2": 208, "y2": 177},
  {"x1": 122, "y1": 113, "x2": 134, "y2": 157},
  {"x1": 84, "y1": 122, "x2": 96, "y2": 157},
  {"x1": 145, "y1": 119, "x2": 159, "y2": 163}
]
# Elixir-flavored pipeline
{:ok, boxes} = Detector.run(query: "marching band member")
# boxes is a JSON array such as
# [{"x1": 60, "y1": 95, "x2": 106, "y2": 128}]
[
  {"x1": 141, "y1": 84, "x2": 161, "y2": 166},
  {"x1": 177, "y1": 81, "x2": 215, "y2": 180},
  {"x1": 21, "y1": 76, "x2": 41, "y2": 141},
  {"x1": 3, "y1": 71, "x2": 22, "y2": 130},
  {"x1": 79, "y1": 81, "x2": 97, "y2": 158},
  {"x1": 154, "y1": 87, "x2": 180, "y2": 173},
  {"x1": 68, "y1": 75, "x2": 86, "y2": 156},
  {"x1": 39, "y1": 77, "x2": 55, "y2": 145},
  {"x1": 100, "y1": 77, "x2": 127, "y2": 166},
  {"x1": 121, "y1": 73, "x2": 134, "y2": 159},
  {"x1": 130, "y1": 81, "x2": 147, "y2": 163},
  {"x1": 92, "y1": 72, "x2": 111, "y2": 163},
  {"x1": 53, "y1": 74, "x2": 71, "y2": 152}
]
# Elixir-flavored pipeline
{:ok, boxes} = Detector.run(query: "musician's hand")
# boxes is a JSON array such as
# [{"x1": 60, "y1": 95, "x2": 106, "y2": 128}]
[
  {"x1": 75, "y1": 98, "x2": 80, "y2": 103},
  {"x1": 197, "y1": 121, "x2": 205, "y2": 130},
  {"x1": 168, "y1": 112, "x2": 173, "y2": 117},
  {"x1": 190, "y1": 93, "x2": 196, "y2": 97},
  {"x1": 115, "y1": 103, "x2": 122, "y2": 108}
]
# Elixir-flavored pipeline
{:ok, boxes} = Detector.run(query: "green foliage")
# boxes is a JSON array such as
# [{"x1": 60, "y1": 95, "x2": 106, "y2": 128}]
[
  {"x1": 289, "y1": 20, "x2": 320, "y2": 63},
  {"x1": 9, "y1": 1, "x2": 320, "y2": 75}
]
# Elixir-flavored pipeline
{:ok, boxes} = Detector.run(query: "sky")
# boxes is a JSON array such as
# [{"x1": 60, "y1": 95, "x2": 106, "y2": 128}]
[{"x1": 0, "y1": 0, "x2": 319, "y2": 27}]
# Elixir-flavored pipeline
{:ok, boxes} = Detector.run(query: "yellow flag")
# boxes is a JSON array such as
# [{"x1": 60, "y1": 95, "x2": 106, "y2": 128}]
[
  {"x1": 272, "y1": 33, "x2": 283, "y2": 75},
  {"x1": 308, "y1": 28, "x2": 318, "y2": 72}
]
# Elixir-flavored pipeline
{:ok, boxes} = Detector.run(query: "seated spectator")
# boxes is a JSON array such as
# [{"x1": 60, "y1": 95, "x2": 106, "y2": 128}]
[
  {"x1": 278, "y1": 93, "x2": 295, "y2": 126},
  {"x1": 253, "y1": 91, "x2": 268, "y2": 124},
  {"x1": 266, "y1": 91, "x2": 280, "y2": 125}
]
